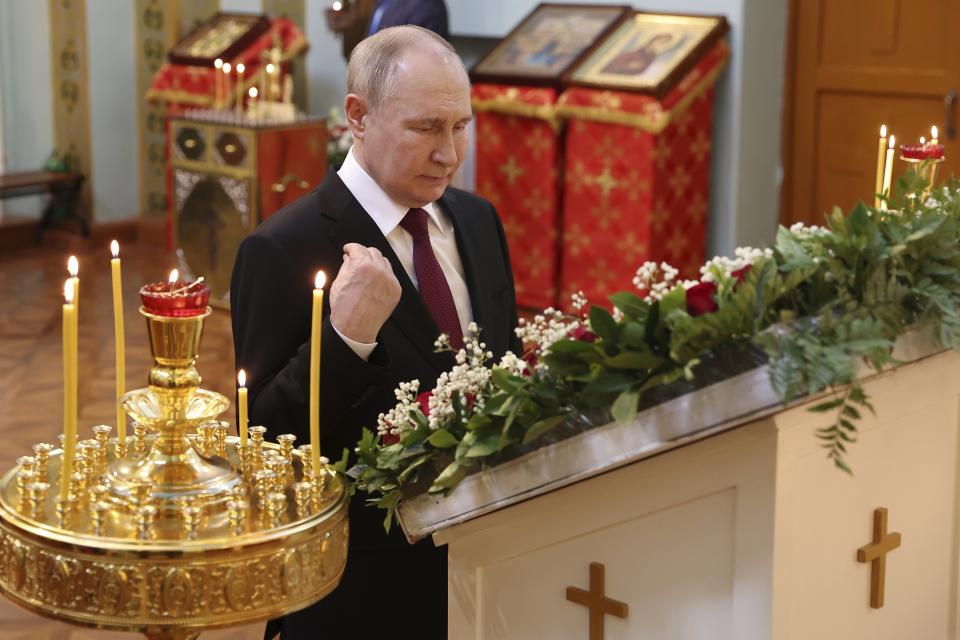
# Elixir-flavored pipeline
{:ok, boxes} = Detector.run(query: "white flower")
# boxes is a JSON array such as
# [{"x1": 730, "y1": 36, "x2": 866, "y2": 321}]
[
  {"x1": 515, "y1": 307, "x2": 581, "y2": 364},
  {"x1": 699, "y1": 246, "x2": 773, "y2": 283},
  {"x1": 497, "y1": 351, "x2": 528, "y2": 376},
  {"x1": 570, "y1": 290, "x2": 588, "y2": 312}
]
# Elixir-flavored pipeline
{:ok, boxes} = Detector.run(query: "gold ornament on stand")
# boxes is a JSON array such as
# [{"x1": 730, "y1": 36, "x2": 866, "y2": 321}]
[{"x1": 0, "y1": 271, "x2": 346, "y2": 640}]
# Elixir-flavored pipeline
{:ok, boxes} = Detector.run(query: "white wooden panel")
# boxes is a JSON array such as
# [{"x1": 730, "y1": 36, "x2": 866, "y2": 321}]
[{"x1": 478, "y1": 489, "x2": 736, "y2": 640}]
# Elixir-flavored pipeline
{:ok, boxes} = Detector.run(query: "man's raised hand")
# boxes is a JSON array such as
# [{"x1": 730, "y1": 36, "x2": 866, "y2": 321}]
[{"x1": 329, "y1": 243, "x2": 402, "y2": 344}]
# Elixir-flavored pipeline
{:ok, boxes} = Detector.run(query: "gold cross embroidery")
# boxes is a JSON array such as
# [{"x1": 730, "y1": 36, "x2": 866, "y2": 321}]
[{"x1": 499, "y1": 156, "x2": 525, "y2": 186}]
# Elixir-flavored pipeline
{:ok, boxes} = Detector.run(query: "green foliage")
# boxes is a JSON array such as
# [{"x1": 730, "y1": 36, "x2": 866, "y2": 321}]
[{"x1": 351, "y1": 176, "x2": 960, "y2": 527}]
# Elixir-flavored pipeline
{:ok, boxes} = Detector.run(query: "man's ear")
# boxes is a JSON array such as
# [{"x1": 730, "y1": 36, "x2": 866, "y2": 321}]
[{"x1": 344, "y1": 94, "x2": 368, "y2": 139}]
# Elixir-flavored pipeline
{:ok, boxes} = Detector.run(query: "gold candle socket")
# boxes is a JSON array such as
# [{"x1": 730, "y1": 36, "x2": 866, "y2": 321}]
[
  {"x1": 899, "y1": 155, "x2": 945, "y2": 200},
  {"x1": 182, "y1": 505, "x2": 201, "y2": 539},
  {"x1": 92, "y1": 500, "x2": 110, "y2": 535},
  {"x1": 135, "y1": 504, "x2": 157, "y2": 540},
  {"x1": 215, "y1": 421, "x2": 229, "y2": 457},
  {"x1": 32, "y1": 443, "x2": 52, "y2": 483},
  {"x1": 278, "y1": 434, "x2": 297, "y2": 462}
]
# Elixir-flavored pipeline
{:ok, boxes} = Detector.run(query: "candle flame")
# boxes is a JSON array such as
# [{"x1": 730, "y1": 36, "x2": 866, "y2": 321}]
[
  {"x1": 214, "y1": 58, "x2": 223, "y2": 69},
  {"x1": 238, "y1": 369, "x2": 246, "y2": 388},
  {"x1": 110, "y1": 239, "x2": 119, "y2": 258},
  {"x1": 249, "y1": 87, "x2": 258, "y2": 98},
  {"x1": 67, "y1": 255, "x2": 78, "y2": 277},
  {"x1": 332, "y1": 1, "x2": 343, "y2": 10},
  {"x1": 880, "y1": 124, "x2": 887, "y2": 137},
  {"x1": 223, "y1": 62, "x2": 231, "y2": 73},
  {"x1": 888, "y1": 135, "x2": 896, "y2": 149},
  {"x1": 920, "y1": 136, "x2": 926, "y2": 145},
  {"x1": 931, "y1": 125, "x2": 939, "y2": 140},
  {"x1": 64, "y1": 279, "x2": 75, "y2": 304},
  {"x1": 236, "y1": 62, "x2": 245, "y2": 74},
  {"x1": 315, "y1": 271, "x2": 326, "y2": 289},
  {"x1": 266, "y1": 63, "x2": 276, "y2": 74},
  {"x1": 168, "y1": 269, "x2": 179, "y2": 285}
]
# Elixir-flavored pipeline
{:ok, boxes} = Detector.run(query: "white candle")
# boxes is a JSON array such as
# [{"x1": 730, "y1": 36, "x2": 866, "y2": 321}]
[
  {"x1": 880, "y1": 134, "x2": 896, "y2": 210},
  {"x1": 235, "y1": 63, "x2": 245, "y2": 114},
  {"x1": 931, "y1": 125, "x2": 939, "y2": 146},
  {"x1": 214, "y1": 58, "x2": 223, "y2": 107},
  {"x1": 309, "y1": 271, "x2": 326, "y2": 475},
  {"x1": 110, "y1": 240, "x2": 126, "y2": 443},
  {"x1": 222, "y1": 62, "x2": 232, "y2": 108},
  {"x1": 238, "y1": 369, "x2": 249, "y2": 448}
]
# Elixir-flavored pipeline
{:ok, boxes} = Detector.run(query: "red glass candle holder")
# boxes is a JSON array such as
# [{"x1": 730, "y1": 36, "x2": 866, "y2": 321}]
[
  {"x1": 139, "y1": 280, "x2": 211, "y2": 317},
  {"x1": 900, "y1": 143, "x2": 945, "y2": 161}
]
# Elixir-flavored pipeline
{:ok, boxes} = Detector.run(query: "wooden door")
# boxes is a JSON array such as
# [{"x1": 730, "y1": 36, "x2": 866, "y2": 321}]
[{"x1": 783, "y1": 0, "x2": 960, "y2": 226}]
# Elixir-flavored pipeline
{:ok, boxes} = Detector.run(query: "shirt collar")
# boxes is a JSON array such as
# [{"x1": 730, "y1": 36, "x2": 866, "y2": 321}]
[{"x1": 337, "y1": 147, "x2": 446, "y2": 237}]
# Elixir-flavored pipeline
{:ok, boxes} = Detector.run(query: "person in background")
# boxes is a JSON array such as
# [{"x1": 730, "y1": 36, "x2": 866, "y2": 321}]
[{"x1": 326, "y1": 0, "x2": 449, "y2": 60}]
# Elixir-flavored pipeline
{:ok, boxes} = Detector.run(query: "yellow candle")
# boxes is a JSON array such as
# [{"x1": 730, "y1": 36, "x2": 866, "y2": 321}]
[
  {"x1": 309, "y1": 271, "x2": 326, "y2": 474},
  {"x1": 238, "y1": 369, "x2": 249, "y2": 448},
  {"x1": 235, "y1": 63, "x2": 245, "y2": 114},
  {"x1": 67, "y1": 255, "x2": 79, "y2": 313},
  {"x1": 874, "y1": 125, "x2": 887, "y2": 208},
  {"x1": 880, "y1": 134, "x2": 896, "y2": 211},
  {"x1": 222, "y1": 62, "x2": 232, "y2": 107},
  {"x1": 214, "y1": 58, "x2": 223, "y2": 107},
  {"x1": 110, "y1": 240, "x2": 126, "y2": 442},
  {"x1": 265, "y1": 63, "x2": 275, "y2": 102},
  {"x1": 931, "y1": 125, "x2": 939, "y2": 146},
  {"x1": 61, "y1": 279, "x2": 77, "y2": 500}
]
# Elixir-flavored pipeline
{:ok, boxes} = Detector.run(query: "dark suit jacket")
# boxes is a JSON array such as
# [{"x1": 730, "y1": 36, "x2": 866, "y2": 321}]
[
  {"x1": 230, "y1": 171, "x2": 520, "y2": 638},
  {"x1": 376, "y1": 0, "x2": 449, "y2": 39}
]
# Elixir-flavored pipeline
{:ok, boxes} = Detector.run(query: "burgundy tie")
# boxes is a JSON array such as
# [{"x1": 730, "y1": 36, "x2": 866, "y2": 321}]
[{"x1": 399, "y1": 208, "x2": 464, "y2": 350}]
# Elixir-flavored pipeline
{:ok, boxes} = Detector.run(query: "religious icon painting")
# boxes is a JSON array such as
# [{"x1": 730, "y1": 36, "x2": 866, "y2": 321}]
[
  {"x1": 567, "y1": 12, "x2": 728, "y2": 96},
  {"x1": 470, "y1": 3, "x2": 631, "y2": 86},
  {"x1": 168, "y1": 12, "x2": 271, "y2": 67}
]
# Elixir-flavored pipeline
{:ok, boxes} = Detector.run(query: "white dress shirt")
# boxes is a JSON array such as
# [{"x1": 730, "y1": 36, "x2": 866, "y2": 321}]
[{"x1": 333, "y1": 147, "x2": 474, "y2": 360}]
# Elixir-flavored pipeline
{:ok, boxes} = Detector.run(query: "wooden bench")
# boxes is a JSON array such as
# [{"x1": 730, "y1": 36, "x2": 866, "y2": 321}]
[{"x1": 0, "y1": 170, "x2": 86, "y2": 237}]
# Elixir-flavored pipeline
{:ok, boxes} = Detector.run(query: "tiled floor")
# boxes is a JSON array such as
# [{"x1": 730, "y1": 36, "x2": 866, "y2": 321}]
[{"x1": 0, "y1": 242, "x2": 263, "y2": 639}]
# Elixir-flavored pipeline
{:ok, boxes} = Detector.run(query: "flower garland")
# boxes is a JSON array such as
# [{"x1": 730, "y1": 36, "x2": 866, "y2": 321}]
[{"x1": 351, "y1": 168, "x2": 960, "y2": 530}]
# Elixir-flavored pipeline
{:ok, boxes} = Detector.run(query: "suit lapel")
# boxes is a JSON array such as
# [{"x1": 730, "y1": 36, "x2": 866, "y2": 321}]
[{"x1": 317, "y1": 173, "x2": 455, "y2": 373}]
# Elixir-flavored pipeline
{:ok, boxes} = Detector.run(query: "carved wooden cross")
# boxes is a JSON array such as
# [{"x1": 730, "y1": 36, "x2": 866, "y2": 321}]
[
  {"x1": 566, "y1": 562, "x2": 628, "y2": 640},
  {"x1": 856, "y1": 507, "x2": 901, "y2": 608}
]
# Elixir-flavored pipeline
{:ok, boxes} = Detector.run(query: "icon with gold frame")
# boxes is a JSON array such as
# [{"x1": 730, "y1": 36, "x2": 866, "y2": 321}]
[
  {"x1": 567, "y1": 12, "x2": 728, "y2": 97},
  {"x1": 168, "y1": 12, "x2": 271, "y2": 67},
  {"x1": 470, "y1": 3, "x2": 631, "y2": 87}
]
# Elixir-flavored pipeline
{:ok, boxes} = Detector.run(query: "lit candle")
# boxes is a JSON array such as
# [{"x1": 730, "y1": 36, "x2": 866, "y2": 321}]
[
  {"x1": 880, "y1": 134, "x2": 896, "y2": 210},
  {"x1": 61, "y1": 279, "x2": 77, "y2": 500},
  {"x1": 67, "y1": 255, "x2": 79, "y2": 313},
  {"x1": 248, "y1": 86, "x2": 258, "y2": 116},
  {"x1": 332, "y1": 1, "x2": 343, "y2": 10},
  {"x1": 238, "y1": 369, "x2": 249, "y2": 448},
  {"x1": 235, "y1": 62, "x2": 245, "y2": 114},
  {"x1": 222, "y1": 62, "x2": 232, "y2": 108},
  {"x1": 169, "y1": 268, "x2": 179, "y2": 285},
  {"x1": 265, "y1": 63, "x2": 275, "y2": 102},
  {"x1": 931, "y1": 125, "x2": 939, "y2": 146},
  {"x1": 309, "y1": 271, "x2": 326, "y2": 475},
  {"x1": 874, "y1": 124, "x2": 887, "y2": 208},
  {"x1": 110, "y1": 241, "x2": 126, "y2": 443},
  {"x1": 214, "y1": 58, "x2": 223, "y2": 107}
]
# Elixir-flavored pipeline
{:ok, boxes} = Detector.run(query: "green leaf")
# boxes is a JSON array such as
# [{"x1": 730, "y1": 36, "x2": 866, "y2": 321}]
[
  {"x1": 491, "y1": 367, "x2": 522, "y2": 394},
  {"x1": 521, "y1": 414, "x2": 567, "y2": 445},
  {"x1": 465, "y1": 433, "x2": 503, "y2": 458},
  {"x1": 430, "y1": 461, "x2": 469, "y2": 492},
  {"x1": 589, "y1": 306, "x2": 620, "y2": 342},
  {"x1": 609, "y1": 291, "x2": 649, "y2": 319},
  {"x1": 603, "y1": 350, "x2": 663, "y2": 370},
  {"x1": 809, "y1": 397, "x2": 845, "y2": 413},
  {"x1": 427, "y1": 428, "x2": 459, "y2": 448},
  {"x1": 611, "y1": 389, "x2": 640, "y2": 425}
]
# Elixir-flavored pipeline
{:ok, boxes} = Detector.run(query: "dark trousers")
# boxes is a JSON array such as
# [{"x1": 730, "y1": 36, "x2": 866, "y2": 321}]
[{"x1": 265, "y1": 541, "x2": 447, "y2": 639}]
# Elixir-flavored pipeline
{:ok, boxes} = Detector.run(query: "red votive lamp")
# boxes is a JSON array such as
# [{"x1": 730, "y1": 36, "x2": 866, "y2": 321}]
[
  {"x1": 900, "y1": 142, "x2": 945, "y2": 161},
  {"x1": 139, "y1": 271, "x2": 210, "y2": 317}
]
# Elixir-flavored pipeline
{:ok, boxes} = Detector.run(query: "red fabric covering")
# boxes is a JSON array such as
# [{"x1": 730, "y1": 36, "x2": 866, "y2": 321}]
[
  {"x1": 557, "y1": 42, "x2": 729, "y2": 308},
  {"x1": 146, "y1": 17, "x2": 306, "y2": 108},
  {"x1": 472, "y1": 84, "x2": 562, "y2": 310}
]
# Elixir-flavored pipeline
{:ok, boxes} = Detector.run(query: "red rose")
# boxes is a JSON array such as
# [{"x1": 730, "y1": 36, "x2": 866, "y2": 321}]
[
  {"x1": 568, "y1": 325, "x2": 597, "y2": 343},
  {"x1": 382, "y1": 431, "x2": 400, "y2": 445},
  {"x1": 685, "y1": 281, "x2": 718, "y2": 316},
  {"x1": 522, "y1": 351, "x2": 538, "y2": 375},
  {"x1": 416, "y1": 391, "x2": 433, "y2": 417},
  {"x1": 731, "y1": 265, "x2": 751, "y2": 282}
]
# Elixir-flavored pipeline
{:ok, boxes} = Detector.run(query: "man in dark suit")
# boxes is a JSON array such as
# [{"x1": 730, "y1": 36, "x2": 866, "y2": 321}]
[
  {"x1": 326, "y1": 0, "x2": 448, "y2": 60},
  {"x1": 230, "y1": 25, "x2": 521, "y2": 639}
]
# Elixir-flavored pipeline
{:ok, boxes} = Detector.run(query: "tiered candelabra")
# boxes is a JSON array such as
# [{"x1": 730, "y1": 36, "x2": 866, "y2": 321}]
[{"x1": 0, "y1": 292, "x2": 347, "y2": 639}]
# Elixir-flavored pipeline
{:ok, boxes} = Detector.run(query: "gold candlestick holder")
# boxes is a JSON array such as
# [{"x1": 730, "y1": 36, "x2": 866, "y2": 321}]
[
  {"x1": 899, "y1": 154, "x2": 946, "y2": 200},
  {"x1": 0, "y1": 304, "x2": 348, "y2": 640}
]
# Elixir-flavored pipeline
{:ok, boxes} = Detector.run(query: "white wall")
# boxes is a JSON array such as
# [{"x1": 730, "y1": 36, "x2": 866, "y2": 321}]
[
  {"x1": 304, "y1": 0, "x2": 349, "y2": 117},
  {"x1": 87, "y1": 0, "x2": 138, "y2": 222},
  {"x1": 0, "y1": 0, "x2": 54, "y2": 219},
  {"x1": 447, "y1": 0, "x2": 789, "y2": 257}
]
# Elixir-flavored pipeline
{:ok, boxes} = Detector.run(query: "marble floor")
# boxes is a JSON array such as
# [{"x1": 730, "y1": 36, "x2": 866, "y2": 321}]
[{"x1": 0, "y1": 242, "x2": 262, "y2": 639}]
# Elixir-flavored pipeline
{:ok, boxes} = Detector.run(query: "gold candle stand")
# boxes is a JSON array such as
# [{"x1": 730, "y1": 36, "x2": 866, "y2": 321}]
[{"x1": 0, "y1": 305, "x2": 348, "y2": 640}]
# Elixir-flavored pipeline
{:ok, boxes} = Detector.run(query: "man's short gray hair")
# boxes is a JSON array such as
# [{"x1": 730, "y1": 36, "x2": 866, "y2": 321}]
[{"x1": 347, "y1": 25, "x2": 462, "y2": 111}]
